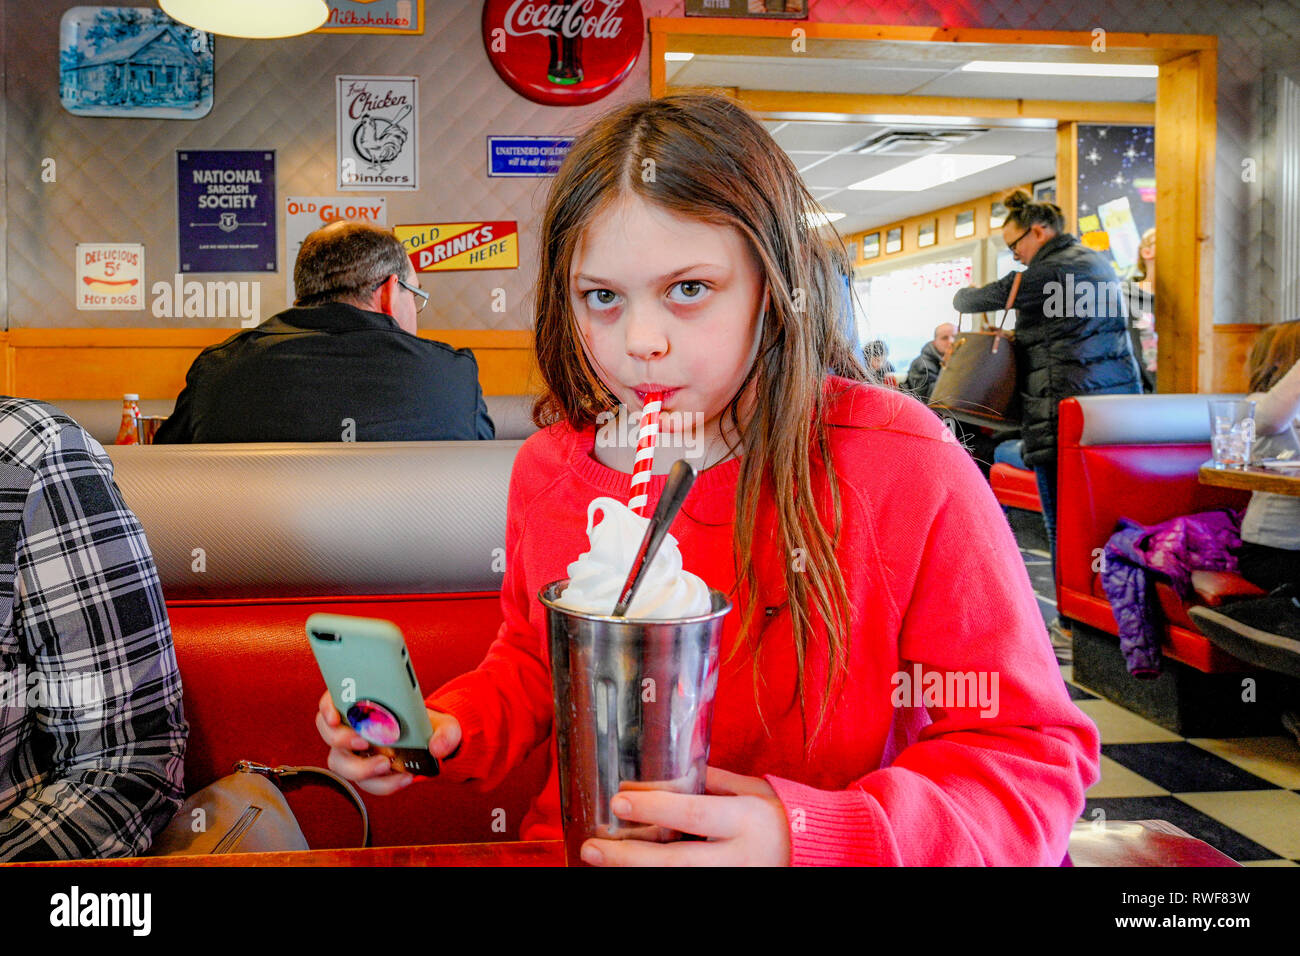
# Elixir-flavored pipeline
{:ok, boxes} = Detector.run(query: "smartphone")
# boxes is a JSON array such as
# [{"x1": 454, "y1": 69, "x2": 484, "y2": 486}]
[{"x1": 306, "y1": 613, "x2": 439, "y2": 777}]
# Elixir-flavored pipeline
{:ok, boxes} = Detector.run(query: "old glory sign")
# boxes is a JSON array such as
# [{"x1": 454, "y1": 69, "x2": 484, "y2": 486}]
[
  {"x1": 396, "y1": 222, "x2": 518, "y2": 272},
  {"x1": 482, "y1": 0, "x2": 642, "y2": 106}
]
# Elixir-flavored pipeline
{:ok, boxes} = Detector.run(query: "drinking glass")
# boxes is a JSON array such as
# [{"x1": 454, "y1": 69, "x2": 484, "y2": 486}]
[{"x1": 1207, "y1": 399, "x2": 1256, "y2": 469}]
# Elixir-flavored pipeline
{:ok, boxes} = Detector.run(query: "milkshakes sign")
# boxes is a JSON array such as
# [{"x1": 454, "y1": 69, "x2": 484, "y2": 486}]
[
  {"x1": 396, "y1": 222, "x2": 518, "y2": 272},
  {"x1": 315, "y1": 0, "x2": 424, "y2": 34},
  {"x1": 177, "y1": 150, "x2": 276, "y2": 273},
  {"x1": 482, "y1": 0, "x2": 642, "y2": 106},
  {"x1": 337, "y1": 76, "x2": 418, "y2": 191}
]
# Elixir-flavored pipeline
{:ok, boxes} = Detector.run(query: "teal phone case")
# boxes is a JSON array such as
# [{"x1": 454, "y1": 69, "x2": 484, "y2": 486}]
[{"x1": 306, "y1": 613, "x2": 435, "y2": 751}]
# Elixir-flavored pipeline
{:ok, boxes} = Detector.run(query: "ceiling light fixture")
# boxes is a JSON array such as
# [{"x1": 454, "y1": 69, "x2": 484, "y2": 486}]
[
  {"x1": 159, "y1": 0, "x2": 329, "y2": 39},
  {"x1": 848, "y1": 153, "x2": 1016, "y2": 192},
  {"x1": 805, "y1": 207, "x2": 846, "y2": 227},
  {"x1": 664, "y1": 52, "x2": 695, "y2": 61},
  {"x1": 962, "y1": 60, "x2": 1158, "y2": 79}
]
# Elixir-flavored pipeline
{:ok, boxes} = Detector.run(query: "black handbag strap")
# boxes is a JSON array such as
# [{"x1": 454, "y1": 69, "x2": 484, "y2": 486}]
[{"x1": 235, "y1": 760, "x2": 371, "y2": 848}]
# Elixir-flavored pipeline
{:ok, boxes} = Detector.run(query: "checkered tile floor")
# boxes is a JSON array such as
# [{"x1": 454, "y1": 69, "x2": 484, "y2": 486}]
[{"x1": 1011, "y1": 515, "x2": 1300, "y2": 866}]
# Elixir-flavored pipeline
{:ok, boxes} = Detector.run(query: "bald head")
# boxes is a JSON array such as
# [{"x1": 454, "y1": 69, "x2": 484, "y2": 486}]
[
  {"x1": 933, "y1": 322, "x2": 956, "y2": 357},
  {"x1": 294, "y1": 221, "x2": 412, "y2": 308}
]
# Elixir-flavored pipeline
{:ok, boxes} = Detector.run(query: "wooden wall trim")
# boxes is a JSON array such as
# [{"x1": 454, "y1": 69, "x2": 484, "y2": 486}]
[
  {"x1": 1, "y1": 328, "x2": 532, "y2": 348},
  {"x1": 840, "y1": 184, "x2": 1029, "y2": 264},
  {"x1": 0, "y1": 329, "x2": 536, "y2": 399},
  {"x1": 1155, "y1": 50, "x2": 1217, "y2": 394},
  {"x1": 0, "y1": 325, "x2": 1267, "y2": 401},
  {"x1": 1211, "y1": 323, "x2": 1265, "y2": 395},
  {"x1": 1056, "y1": 122, "x2": 1079, "y2": 235},
  {"x1": 730, "y1": 91, "x2": 1154, "y2": 125},
  {"x1": 649, "y1": 18, "x2": 1217, "y2": 52}
]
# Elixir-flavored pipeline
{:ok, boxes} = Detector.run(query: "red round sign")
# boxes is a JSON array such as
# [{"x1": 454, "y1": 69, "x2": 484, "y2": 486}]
[{"x1": 482, "y1": 0, "x2": 644, "y2": 107}]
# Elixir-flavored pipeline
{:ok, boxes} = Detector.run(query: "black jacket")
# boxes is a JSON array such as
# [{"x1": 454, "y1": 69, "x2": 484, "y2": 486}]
[
  {"x1": 953, "y1": 234, "x2": 1140, "y2": 467},
  {"x1": 904, "y1": 341, "x2": 945, "y2": 403},
  {"x1": 154, "y1": 302, "x2": 495, "y2": 443}
]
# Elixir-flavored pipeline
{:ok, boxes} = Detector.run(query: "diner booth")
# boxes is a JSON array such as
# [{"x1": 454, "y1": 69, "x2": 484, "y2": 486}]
[{"x1": 1, "y1": 2, "x2": 1297, "y2": 884}]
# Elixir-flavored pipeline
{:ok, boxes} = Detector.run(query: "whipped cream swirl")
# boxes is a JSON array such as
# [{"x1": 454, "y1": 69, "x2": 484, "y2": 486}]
[{"x1": 555, "y1": 497, "x2": 711, "y2": 619}]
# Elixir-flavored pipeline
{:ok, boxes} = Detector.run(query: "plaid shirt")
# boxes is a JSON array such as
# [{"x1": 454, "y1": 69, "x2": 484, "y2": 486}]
[{"x1": 0, "y1": 398, "x2": 186, "y2": 860}]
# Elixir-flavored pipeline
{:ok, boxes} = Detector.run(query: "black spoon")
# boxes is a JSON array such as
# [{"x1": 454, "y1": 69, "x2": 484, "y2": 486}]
[{"x1": 612, "y1": 459, "x2": 698, "y2": 618}]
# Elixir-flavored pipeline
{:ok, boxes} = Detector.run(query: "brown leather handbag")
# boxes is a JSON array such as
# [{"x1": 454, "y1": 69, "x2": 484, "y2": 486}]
[
  {"x1": 148, "y1": 760, "x2": 369, "y2": 856},
  {"x1": 929, "y1": 271, "x2": 1022, "y2": 426}
]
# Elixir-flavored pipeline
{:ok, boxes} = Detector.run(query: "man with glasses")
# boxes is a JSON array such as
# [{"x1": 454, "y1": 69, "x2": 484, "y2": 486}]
[{"x1": 155, "y1": 221, "x2": 495, "y2": 442}]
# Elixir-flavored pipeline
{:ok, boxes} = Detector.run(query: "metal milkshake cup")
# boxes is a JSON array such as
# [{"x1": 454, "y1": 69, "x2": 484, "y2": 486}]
[{"x1": 539, "y1": 579, "x2": 731, "y2": 867}]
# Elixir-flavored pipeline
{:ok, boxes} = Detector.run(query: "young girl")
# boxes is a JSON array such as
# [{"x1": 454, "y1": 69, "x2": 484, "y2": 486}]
[{"x1": 316, "y1": 93, "x2": 1100, "y2": 865}]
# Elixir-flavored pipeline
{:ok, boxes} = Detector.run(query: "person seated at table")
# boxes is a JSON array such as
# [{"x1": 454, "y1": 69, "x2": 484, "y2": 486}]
[
  {"x1": 992, "y1": 437, "x2": 1027, "y2": 470},
  {"x1": 154, "y1": 221, "x2": 495, "y2": 443},
  {"x1": 863, "y1": 339, "x2": 897, "y2": 387},
  {"x1": 1189, "y1": 321, "x2": 1300, "y2": 742},
  {"x1": 1236, "y1": 319, "x2": 1300, "y2": 592},
  {"x1": 0, "y1": 397, "x2": 187, "y2": 860},
  {"x1": 903, "y1": 322, "x2": 955, "y2": 403}
]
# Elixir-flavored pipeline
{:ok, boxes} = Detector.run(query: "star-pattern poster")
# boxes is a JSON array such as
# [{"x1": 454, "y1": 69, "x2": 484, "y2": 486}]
[{"x1": 1076, "y1": 124, "x2": 1155, "y2": 276}]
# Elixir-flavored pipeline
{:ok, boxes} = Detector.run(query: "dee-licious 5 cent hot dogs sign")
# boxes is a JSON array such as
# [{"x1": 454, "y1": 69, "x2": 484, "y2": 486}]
[{"x1": 76, "y1": 243, "x2": 145, "y2": 310}]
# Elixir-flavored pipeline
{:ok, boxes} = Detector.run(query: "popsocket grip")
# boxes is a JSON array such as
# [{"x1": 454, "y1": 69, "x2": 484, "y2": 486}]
[{"x1": 346, "y1": 699, "x2": 401, "y2": 746}]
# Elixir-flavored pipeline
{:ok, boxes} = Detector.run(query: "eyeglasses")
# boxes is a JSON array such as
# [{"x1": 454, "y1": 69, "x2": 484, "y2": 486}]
[
  {"x1": 1006, "y1": 228, "x2": 1032, "y2": 254},
  {"x1": 396, "y1": 276, "x2": 429, "y2": 313}
]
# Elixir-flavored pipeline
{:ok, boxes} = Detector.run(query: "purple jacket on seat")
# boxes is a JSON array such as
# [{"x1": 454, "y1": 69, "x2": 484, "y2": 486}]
[{"x1": 1100, "y1": 509, "x2": 1243, "y2": 677}]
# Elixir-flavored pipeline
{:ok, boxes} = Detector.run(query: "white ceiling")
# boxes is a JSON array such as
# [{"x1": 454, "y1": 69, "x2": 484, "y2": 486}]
[
  {"x1": 767, "y1": 119, "x2": 1057, "y2": 234},
  {"x1": 667, "y1": 50, "x2": 1156, "y2": 237}
]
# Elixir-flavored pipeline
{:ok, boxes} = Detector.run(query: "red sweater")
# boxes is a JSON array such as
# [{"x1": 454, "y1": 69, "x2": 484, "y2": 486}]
[{"x1": 429, "y1": 378, "x2": 1100, "y2": 865}]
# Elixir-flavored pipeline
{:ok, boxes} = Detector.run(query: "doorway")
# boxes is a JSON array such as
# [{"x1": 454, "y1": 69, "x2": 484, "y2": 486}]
[{"x1": 649, "y1": 19, "x2": 1216, "y2": 393}]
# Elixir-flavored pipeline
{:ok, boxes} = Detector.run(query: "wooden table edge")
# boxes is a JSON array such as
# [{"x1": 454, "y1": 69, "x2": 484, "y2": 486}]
[
  {"x1": 0, "y1": 840, "x2": 567, "y2": 867},
  {"x1": 1198, "y1": 462, "x2": 1300, "y2": 496}
]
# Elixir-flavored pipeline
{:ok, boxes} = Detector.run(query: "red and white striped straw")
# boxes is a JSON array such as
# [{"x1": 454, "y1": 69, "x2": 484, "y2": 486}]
[{"x1": 628, "y1": 393, "x2": 663, "y2": 517}]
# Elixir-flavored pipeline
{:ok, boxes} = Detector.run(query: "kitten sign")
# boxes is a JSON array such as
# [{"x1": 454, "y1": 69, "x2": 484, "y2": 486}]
[
  {"x1": 76, "y1": 243, "x2": 144, "y2": 310},
  {"x1": 395, "y1": 222, "x2": 518, "y2": 271}
]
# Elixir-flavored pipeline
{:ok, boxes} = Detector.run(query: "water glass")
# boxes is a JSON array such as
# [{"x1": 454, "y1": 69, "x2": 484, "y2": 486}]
[{"x1": 1207, "y1": 399, "x2": 1256, "y2": 469}]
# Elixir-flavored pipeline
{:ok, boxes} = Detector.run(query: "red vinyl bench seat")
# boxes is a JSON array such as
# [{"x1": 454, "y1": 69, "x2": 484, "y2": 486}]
[{"x1": 990, "y1": 462, "x2": 1042, "y2": 512}]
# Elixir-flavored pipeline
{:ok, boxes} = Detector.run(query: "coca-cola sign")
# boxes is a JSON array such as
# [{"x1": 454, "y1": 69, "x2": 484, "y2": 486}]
[{"x1": 483, "y1": 0, "x2": 643, "y2": 107}]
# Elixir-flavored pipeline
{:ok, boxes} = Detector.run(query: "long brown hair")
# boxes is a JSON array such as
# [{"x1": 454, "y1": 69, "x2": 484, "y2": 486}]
[
  {"x1": 532, "y1": 93, "x2": 867, "y2": 741},
  {"x1": 1249, "y1": 318, "x2": 1300, "y2": 393}
]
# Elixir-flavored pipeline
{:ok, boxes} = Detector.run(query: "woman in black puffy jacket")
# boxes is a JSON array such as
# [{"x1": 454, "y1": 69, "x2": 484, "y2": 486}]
[{"x1": 954, "y1": 191, "x2": 1141, "y2": 587}]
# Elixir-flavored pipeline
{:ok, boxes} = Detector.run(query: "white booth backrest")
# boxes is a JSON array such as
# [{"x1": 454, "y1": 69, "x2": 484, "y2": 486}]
[
  {"x1": 105, "y1": 440, "x2": 521, "y2": 599},
  {"x1": 1074, "y1": 394, "x2": 1247, "y2": 447}
]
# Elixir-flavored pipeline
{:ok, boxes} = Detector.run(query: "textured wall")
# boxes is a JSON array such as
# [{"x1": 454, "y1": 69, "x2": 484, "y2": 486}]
[
  {"x1": 2, "y1": 0, "x2": 1296, "y2": 331},
  {"x1": 3, "y1": 0, "x2": 676, "y2": 332}
]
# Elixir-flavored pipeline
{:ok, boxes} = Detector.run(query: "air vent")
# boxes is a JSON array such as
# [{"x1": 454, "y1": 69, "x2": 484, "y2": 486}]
[{"x1": 854, "y1": 129, "x2": 987, "y2": 156}]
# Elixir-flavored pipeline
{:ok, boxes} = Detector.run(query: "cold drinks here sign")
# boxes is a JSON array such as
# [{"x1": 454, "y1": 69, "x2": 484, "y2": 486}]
[{"x1": 396, "y1": 222, "x2": 518, "y2": 272}]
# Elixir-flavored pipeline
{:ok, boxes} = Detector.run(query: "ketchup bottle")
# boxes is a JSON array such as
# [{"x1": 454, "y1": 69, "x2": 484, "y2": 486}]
[{"x1": 115, "y1": 394, "x2": 141, "y2": 445}]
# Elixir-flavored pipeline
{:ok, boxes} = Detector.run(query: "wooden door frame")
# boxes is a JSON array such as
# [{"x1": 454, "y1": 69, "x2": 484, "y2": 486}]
[{"x1": 649, "y1": 19, "x2": 1218, "y2": 393}]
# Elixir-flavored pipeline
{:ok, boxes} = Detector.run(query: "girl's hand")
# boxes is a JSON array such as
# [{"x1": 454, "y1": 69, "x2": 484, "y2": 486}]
[
  {"x1": 314, "y1": 689, "x2": 461, "y2": 795},
  {"x1": 580, "y1": 767, "x2": 792, "y2": 866}
]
